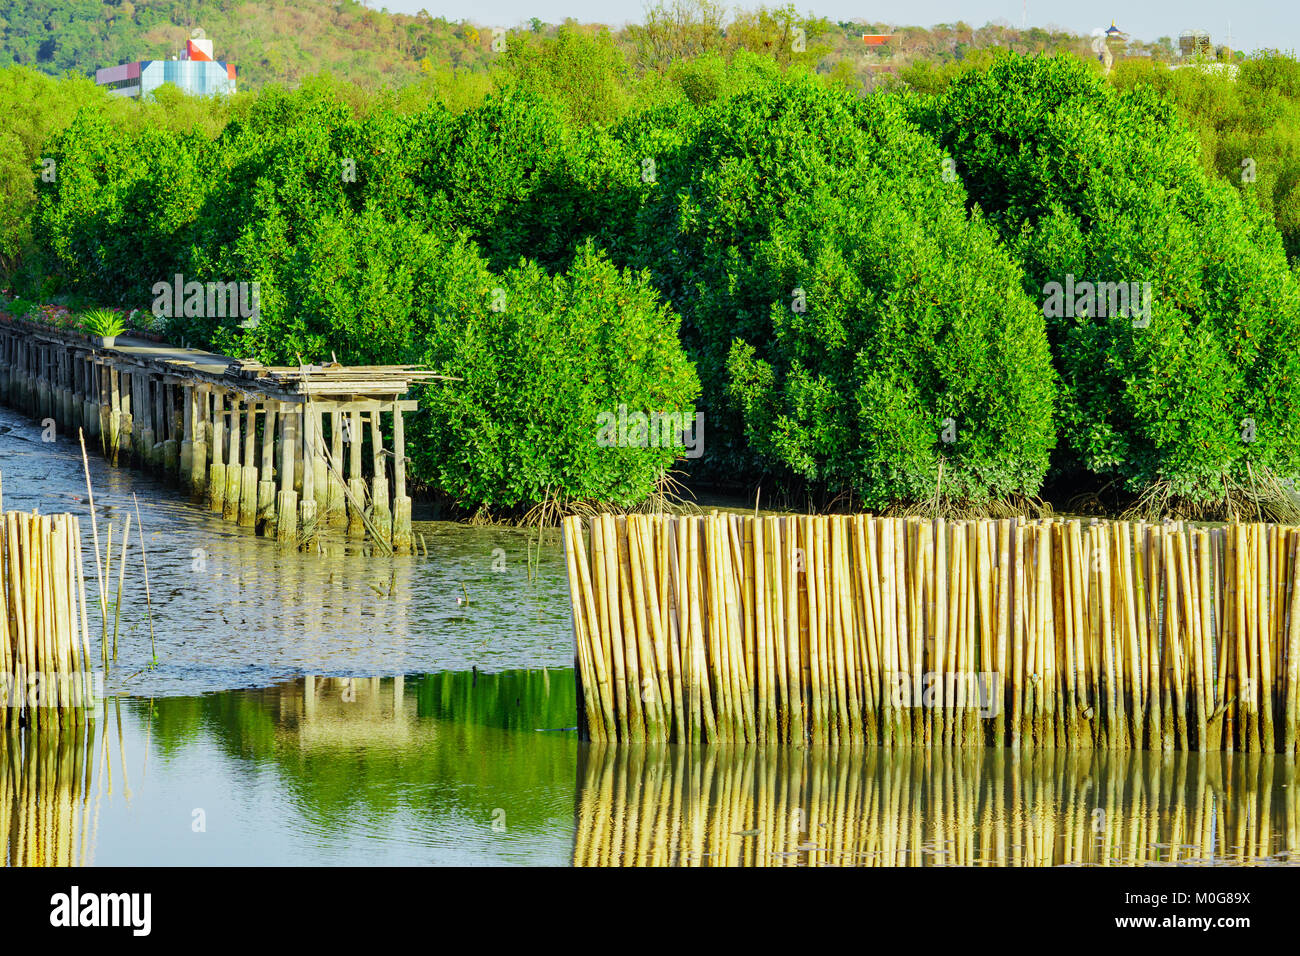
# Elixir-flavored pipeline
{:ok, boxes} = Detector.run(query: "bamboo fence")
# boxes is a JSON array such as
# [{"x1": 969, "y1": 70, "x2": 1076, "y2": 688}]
[
  {"x1": 0, "y1": 510, "x2": 96, "y2": 729},
  {"x1": 573, "y1": 744, "x2": 1297, "y2": 866},
  {"x1": 562, "y1": 513, "x2": 1300, "y2": 753}
]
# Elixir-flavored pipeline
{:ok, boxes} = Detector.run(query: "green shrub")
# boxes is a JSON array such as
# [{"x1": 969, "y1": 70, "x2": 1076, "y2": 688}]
[
  {"x1": 634, "y1": 76, "x2": 1057, "y2": 502},
  {"x1": 924, "y1": 52, "x2": 1300, "y2": 501},
  {"x1": 412, "y1": 240, "x2": 701, "y2": 509}
]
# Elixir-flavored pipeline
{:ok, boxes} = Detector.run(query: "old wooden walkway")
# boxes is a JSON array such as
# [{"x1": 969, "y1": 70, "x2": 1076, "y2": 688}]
[{"x1": 0, "y1": 318, "x2": 443, "y2": 553}]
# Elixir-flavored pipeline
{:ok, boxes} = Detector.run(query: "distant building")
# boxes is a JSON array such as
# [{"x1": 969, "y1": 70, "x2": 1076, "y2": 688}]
[
  {"x1": 861, "y1": 34, "x2": 894, "y2": 46},
  {"x1": 95, "y1": 35, "x2": 236, "y2": 99},
  {"x1": 1179, "y1": 30, "x2": 1212, "y2": 58}
]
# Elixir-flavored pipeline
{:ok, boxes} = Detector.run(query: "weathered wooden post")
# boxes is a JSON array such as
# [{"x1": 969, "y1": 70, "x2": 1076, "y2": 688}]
[
  {"x1": 327, "y1": 409, "x2": 346, "y2": 526},
  {"x1": 0, "y1": 333, "x2": 9, "y2": 403},
  {"x1": 370, "y1": 409, "x2": 391, "y2": 545},
  {"x1": 180, "y1": 384, "x2": 194, "y2": 486},
  {"x1": 162, "y1": 382, "x2": 180, "y2": 478},
  {"x1": 35, "y1": 344, "x2": 50, "y2": 422},
  {"x1": 106, "y1": 367, "x2": 122, "y2": 466},
  {"x1": 239, "y1": 401, "x2": 258, "y2": 527},
  {"x1": 208, "y1": 389, "x2": 226, "y2": 513},
  {"x1": 134, "y1": 372, "x2": 146, "y2": 465},
  {"x1": 117, "y1": 369, "x2": 133, "y2": 465},
  {"x1": 347, "y1": 409, "x2": 365, "y2": 538},
  {"x1": 258, "y1": 400, "x2": 279, "y2": 536},
  {"x1": 224, "y1": 394, "x2": 243, "y2": 522},
  {"x1": 59, "y1": 352, "x2": 73, "y2": 430},
  {"x1": 276, "y1": 404, "x2": 298, "y2": 544},
  {"x1": 392, "y1": 402, "x2": 412, "y2": 554},
  {"x1": 139, "y1": 373, "x2": 156, "y2": 467},
  {"x1": 80, "y1": 356, "x2": 96, "y2": 439},
  {"x1": 299, "y1": 404, "x2": 318, "y2": 547},
  {"x1": 192, "y1": 384, "x2": 208, "y2": 497},
  {"x1": 309, "y1": 405, "x2": 328, "y2": 515},
  {"x1": 97, "y1": 358, "x2": 112, "y2": 451}
]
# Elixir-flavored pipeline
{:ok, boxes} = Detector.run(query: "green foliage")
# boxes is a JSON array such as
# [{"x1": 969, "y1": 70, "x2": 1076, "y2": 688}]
[
  {"x1": 1111, "y1": 52, "x2": 1300, "y2": 262},
  {"x1": 411, "y1": 241, "x2": 700, "y2": 509},
  {"x1": 31, "y1": 83, "x2": 699, "y2": 511},
  {"x1": 80, "y1": 306, "x2": 125, "y2": 336},
  {"x1": 925, "y1": 52, "x2": 1300, "y2": 500},
  {"x1": 499, "y1": 23, "x2": 630, "y2": 125},
  {"x1": 19, "y1": 15, "x2": 1300, "y2": 513},
  {"x1": 633, "y1": 78, "x2": 1056, "y2": 503}
]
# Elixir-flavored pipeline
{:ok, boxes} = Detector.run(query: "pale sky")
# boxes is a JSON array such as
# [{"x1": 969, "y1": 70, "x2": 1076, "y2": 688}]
[{"x1": 376, "y1": 0, "x2": 1296, "y2": 55}]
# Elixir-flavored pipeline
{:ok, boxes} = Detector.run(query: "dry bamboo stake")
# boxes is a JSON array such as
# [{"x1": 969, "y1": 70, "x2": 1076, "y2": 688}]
[
  {"x1": 1197, "y1": 529, "x2": 1216, "y2": 751},
  {"x1": 131, "y1": 495, "x2": 155, "y2": 664},
  {"x1": 783, "y1": 517, "x2": 803, "y2": 745},
  {"x1": 854, "y1": 516, "x2": 879, "y2": 745},
  {"x1": 895, "y1": 518, "x2": 914, "y2": 747},
  {"x1": 727, "y1": 516, "x2": 755, "y2": 742},
  {"x1": 663, "y1": 517, "x2": 687, "y2": 743},
  {"x1": 591, "y1": 516, "x2": 626, "y2": 739},
  {"x1": 1180, "y1": 529, "x2": 1206, "y2": 751},
  {"x1": 76, "y1": 432, "x2": 108, "y2": 659},
  {"x1": 690, "y1": 517, "x2": 717, "y2": 744},
  {"x1": 806, "y1": 515, "x2": 825, "y2": 746},
  {"x1": 1060, "y1": 523, "x2": 1079, "y2": 748},
  {"x1": 1011, "y1": 523, "x2": 1025, "y2": 752},
  {"x1": 996, "y1": 520, "x2": 1011, "y2": 749},
  {"x1": 1258, "y1": 524, "x2": 1275, "y2": 752},
  {"x1": 670, "y1": 515, "x2": 698, "y2": 744},
  {"x1": 1226, "y1": 525, "x2": 1240, "y2": 752},
  {"x1": 1099, "y1": 523, "x2": 1118, "y2": 750},
  {"x1": 1284, "y1": 538, "x2": 1294, "y2": 754},
  {"x1": 1119, "y1": 522, "x2": 1142, "y2": 748},
  {"x1": 1238, "y1": 524, "x2": 1256, "y2": 752},
  {"x1": 563, "y1": 518, "x2": 601, "y2": 741},
  {"x1": 571, "y1": 518, "x2": 615, "y2": 741},
  {"x1": 705, "y1": 515, "x2": 733, "y2": 741},
  {"x1": 617, "y1": 517, "x2": 651, "y2": 743},
  {"x1": 111, "y1": 514, "x2": 130, "y2": 662},
  {"x1": 752, "y1": 516, "x2": 770, "y2": 743},
  {"x1": 627, "y1": 518, "x2": 667, "y2": 742},
  {"x1": 1163, "y1": 527, "x2": 1187, "y2": 752}
]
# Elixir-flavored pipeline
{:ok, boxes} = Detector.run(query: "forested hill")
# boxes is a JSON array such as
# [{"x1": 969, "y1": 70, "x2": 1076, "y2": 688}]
[
  {"x1": 2, "y1": 0, "x2": 1162, "y2": 92},
  {"x1": 0, "y1": 0, "x2": 494, "y2": 88}
]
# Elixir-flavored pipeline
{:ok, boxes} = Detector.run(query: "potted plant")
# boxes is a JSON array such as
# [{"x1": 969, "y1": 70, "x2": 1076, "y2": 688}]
[{"x1": 81, "y1": 308, "x2": 126, "y2": 348}]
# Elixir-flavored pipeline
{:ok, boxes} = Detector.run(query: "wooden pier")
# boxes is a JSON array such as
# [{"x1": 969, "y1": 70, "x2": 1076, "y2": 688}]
[{"x1": 0, "y1": 318, "x2": 440, "y2": 552}]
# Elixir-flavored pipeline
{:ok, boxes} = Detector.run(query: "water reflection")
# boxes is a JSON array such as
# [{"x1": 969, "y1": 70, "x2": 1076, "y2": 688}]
[
  {"x1": 574, "y1": 746, "x2": 1300, "y2": 867},
  {"x1": 0, "y1": 720, "x2": 100, "y2": 866},
  {"x1": 2, "y1": 670, "x2": 579, "y2": 865},
  {"x1": 5, "y1": 669, "x2": 1299, "y2": 865}
]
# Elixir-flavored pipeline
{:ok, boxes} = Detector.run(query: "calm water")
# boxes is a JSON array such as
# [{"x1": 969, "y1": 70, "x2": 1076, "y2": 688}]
[
  {"x1": 4, "y1": 404, "x2": 1300, "y2": 866},
  {"x1": 4, "y1": 672, "x2": 1300, "y2": 866},
  {"x1": 0, "y1": 403, "x2": 574, "y2": 697}
]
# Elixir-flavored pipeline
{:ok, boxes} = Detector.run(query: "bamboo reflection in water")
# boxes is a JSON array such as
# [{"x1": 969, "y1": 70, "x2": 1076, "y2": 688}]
[
  {"x1": 0, "y1": 713, "x2": 110, "y2": 866},
  {"x1": 573, "y1": 746, "x2": 1300, "y2": 866}
]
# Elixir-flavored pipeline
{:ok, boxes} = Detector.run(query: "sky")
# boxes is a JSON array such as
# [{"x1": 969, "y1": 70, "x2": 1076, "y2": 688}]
[{"x1": 376, "y1": 0, "x2": 1296, "y2": 54}]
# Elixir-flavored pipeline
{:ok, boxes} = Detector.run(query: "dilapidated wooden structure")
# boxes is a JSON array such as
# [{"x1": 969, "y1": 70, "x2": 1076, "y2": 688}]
[{"x1": 0, "y1": 318, "x2": 444, "y2": 553}]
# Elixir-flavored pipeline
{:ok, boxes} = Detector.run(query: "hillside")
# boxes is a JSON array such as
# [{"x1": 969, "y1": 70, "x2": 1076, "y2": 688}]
[
  {"x1": 0, "y1": 0, "x2": 494, "y2": 88},
  {"x1": 1, "y1": 0, "x2": 1176, "y2": 92}
]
